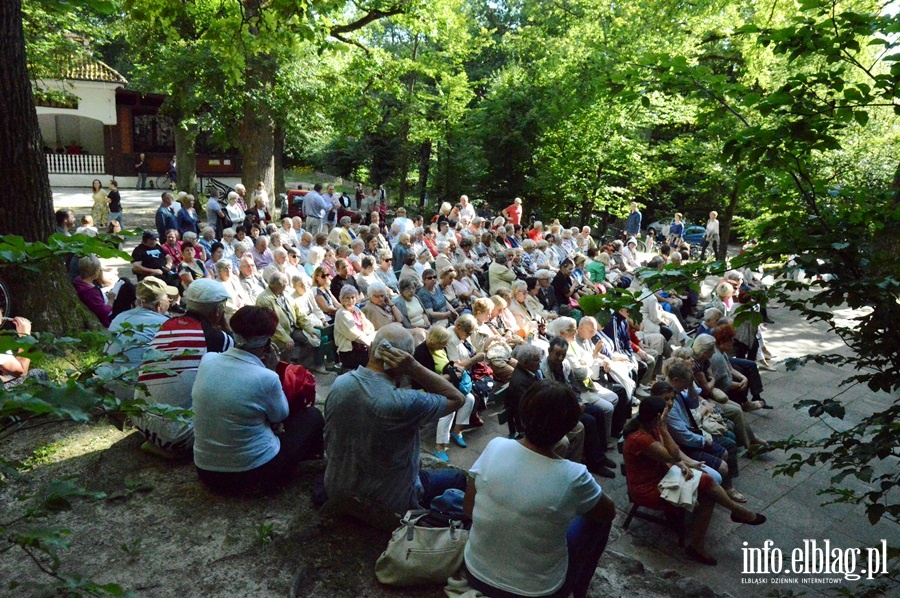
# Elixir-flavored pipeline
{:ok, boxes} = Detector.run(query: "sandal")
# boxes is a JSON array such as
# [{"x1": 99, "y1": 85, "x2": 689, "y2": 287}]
[{"x1": 726, "y1": 489, "x2": 748, "y2": 503}]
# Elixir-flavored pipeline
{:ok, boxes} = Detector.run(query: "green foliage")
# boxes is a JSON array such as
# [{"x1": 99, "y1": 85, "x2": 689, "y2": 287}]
[
  {"x1": 0, "y1": 247, "x2": 186, "y2": 594},
  {"x1": 255, "y1": 522, "x2": 275, "y2": 545},
  {"x1": 629, "y1": 0, "x2": 900, "y2": 528}
]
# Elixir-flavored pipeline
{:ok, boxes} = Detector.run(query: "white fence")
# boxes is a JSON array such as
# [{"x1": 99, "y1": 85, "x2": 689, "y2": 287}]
[{"x1": 46, "y1": 154, "x2": 105, "y2": 174}]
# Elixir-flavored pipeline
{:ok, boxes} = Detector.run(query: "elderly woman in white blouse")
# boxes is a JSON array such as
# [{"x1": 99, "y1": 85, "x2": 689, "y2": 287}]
[
  {"x1": 334, "y1": 285, "x2": 375, "y2": 370},
  {"x1": 700, "y1": 210, "x2": 720, "y2": 261},
  {"x1": 226, "y1": 192, "x2": 246, "y2": 229}
]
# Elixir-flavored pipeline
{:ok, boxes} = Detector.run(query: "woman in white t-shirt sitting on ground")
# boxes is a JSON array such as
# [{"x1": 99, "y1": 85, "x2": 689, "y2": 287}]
[{"x1": 463, "y1": 381, "x2": 616, "y2": 598}]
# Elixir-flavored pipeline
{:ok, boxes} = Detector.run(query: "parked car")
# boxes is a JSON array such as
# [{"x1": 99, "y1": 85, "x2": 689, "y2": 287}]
[
  {"x1": 646, "y1": 218, "x2": 692, "y2": 239},
  {"x1": 682, "y1": 225, "x2": 706, "y2": 246}
]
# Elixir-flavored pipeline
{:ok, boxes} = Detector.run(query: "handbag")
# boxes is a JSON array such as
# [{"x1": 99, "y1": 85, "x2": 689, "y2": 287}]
[
  {"x1": 374, "y1": 509, "x2": 468, "y2": 586},
  {"x1": 275, "y1": 362, "x2": 316, "y2": 410}
]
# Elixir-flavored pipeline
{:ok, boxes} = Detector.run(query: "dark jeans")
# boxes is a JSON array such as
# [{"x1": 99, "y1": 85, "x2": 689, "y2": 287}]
[
  {"x1": 418, "y1": 468, "x2": 467, "y2": 508},
  {"x1": 712, "y1": 430, "x2": 739, "y2": 479},
  {"x1": 730, "y1": 357, "x2": 763, "y2": 400},
  {"x1": 197, "y1": 406, "x2": 324, "y2": 494},
  {"x1": 603, "y1": 382, "x2": 630, "y2": 439},
  {"x1": 466, "y1": 515, "x2": 613, "y2": 598},
  {"x1": 733, "y1": 337, "x2": 760, "y2": 363},
  {"x1": 505, "y1": 392, "x2": 523, "y2": 437},
  {"x1": 580, "y1": 403, "x2": 607, "y2": 468},
  {"x1": 338, "y1": 347, "x2": 369, "y2": 370},
  {"x1": 700, "y1": 238, "x2": 719, "y2": 260},
  {"x1": 682, "y1": 441, "x2": 729, "y2": 482}
]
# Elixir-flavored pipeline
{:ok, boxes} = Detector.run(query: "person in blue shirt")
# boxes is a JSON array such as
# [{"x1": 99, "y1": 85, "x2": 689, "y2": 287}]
[
  {"x1": 155, "y1": 192, "x2": 178, "y2": 239},
  {"x1": 624, "y1": 202, "x2": 642, "y2": 239},
  {"x1": 668, "y1": 212, "x2": 685, "y2": 247},
  {"x1": 192, "y1": 305, "x2": 324, "y2": 494}
]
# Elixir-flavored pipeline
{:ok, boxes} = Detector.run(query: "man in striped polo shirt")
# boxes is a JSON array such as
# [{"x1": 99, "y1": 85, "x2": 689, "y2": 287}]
[{"x1": 133, "y1": 279, "x2": 233, "y2": 457}]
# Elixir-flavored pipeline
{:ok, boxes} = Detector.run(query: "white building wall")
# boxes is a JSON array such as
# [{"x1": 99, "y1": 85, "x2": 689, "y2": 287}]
[{"x1": 35, "y1": 79, "x2": 119, "y2": 125}]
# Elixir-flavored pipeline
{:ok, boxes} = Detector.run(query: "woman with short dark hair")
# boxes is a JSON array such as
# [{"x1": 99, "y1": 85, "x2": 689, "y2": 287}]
[
  {"x1": 464, "y1": 381, "x2": 616, "y2": 598},
  {"x1": 623, "y1": 393, "x2": 766, "y2": 566},
  {"x1": 193, "y1": 306, "x2": 324, "y2": 493}
]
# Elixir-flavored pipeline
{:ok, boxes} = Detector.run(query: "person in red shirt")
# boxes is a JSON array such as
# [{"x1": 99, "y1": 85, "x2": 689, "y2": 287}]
[
  {"x1": 423, "y1": 228, "x2": 439, "y2": 258},
  {"x1": 623, "y1": 389, "x2": 766, "y2": 566},
  {"x1": 161, "y1": 229, "x2": 184, "y2": 268},
  {"x1": 527, "y1": 220, "x2": 544, "y2": 243},
  {"x1": 501, "y1": 197, "x2": 523, "y2": 225}
]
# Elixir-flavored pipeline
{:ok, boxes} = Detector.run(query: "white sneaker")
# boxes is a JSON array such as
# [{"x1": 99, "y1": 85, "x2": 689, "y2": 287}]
[{"x1": 635, "y1": 387, "x2": 650, "y2": 398}]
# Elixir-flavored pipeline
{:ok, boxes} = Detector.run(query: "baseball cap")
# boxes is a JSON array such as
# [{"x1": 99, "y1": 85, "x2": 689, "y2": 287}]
[
  {"x1": 142, "y1": 230, "x2": 159, "y2": 240},
  {"x1": 184, "y1": 279, "x2": 231, "y2": 304},
  {"x1": 136, "y1": 276, "x2": 178, "y2": 302}
]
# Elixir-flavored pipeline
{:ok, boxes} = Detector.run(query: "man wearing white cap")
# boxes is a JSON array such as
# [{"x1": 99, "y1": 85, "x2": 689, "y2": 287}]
[{"x1": 133, "y1": 279, "x2": 234, "y2": 457}]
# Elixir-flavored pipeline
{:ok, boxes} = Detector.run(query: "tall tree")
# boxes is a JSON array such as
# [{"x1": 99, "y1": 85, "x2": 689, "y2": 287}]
[{"x1": 1, "y1": 0, "x2": 103, "y2": 333}]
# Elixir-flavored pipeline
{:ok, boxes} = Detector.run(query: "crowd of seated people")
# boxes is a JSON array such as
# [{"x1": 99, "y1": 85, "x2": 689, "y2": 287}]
[{"x1": 42, "y1": 188, "x2": 789, "y2": 589}]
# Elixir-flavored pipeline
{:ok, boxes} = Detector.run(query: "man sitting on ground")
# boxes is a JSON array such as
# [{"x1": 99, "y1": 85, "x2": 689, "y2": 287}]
[
  {"x1": 323, "y1": 324, "x2": 467, "y2": 528},
  {"x1": 133, "y1": 279, "x2": 233, "y2": 457}
]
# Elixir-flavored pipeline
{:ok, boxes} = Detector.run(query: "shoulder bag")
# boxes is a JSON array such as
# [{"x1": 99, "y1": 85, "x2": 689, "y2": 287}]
[{"x1": 375, "y1": 509, "x2": 469, "y2": 586}]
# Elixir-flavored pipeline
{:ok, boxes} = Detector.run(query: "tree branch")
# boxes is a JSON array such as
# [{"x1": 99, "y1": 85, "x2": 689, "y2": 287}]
[
  {"x1": 330, "y1": 7, "x2": 405, "y2": 36},
  {"x1": 330, "y1": 31, "x2": 371, "y2": 54}
]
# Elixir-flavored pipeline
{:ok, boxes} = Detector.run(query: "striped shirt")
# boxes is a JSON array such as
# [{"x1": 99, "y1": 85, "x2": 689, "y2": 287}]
[{"x1": 133, "y1": 314, "x2": 233, "y2": 452}]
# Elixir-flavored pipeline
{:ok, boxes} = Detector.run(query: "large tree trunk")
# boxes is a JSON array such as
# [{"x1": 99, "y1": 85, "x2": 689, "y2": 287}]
[
  {"x1": 0, "y1": 0, "x2": 97, "y2": 333},
  {"x1": 239, "y1": 98, "x2": 274, "y2": 195},
  {"x1": 174, "y1": 120, "x2": 197, "y2": 195},
  {"x1": 239, "y1": 3, "x2": 275, "y2": 196},
  {"x1": 416, "y1": 140, "x2": 431, "y2": 207}
]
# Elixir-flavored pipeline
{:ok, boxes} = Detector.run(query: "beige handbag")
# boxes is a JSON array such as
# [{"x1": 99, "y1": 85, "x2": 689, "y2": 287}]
[{"x1": 375, "y1": 510, "x2": 468, "y2": 586}]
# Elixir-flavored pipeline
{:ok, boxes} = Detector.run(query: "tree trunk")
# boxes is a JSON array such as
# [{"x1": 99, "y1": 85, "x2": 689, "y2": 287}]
[
  {"x1": 417, "y1": 140, "x2": 431, "y2": 206},
  {"x1": 397, "y1": 126, "x2": 410, "y2": 205},
  {"x1": 0, "y1": 0, "x2": 98, "y2": 333},
  {"x1": 239, "y1": 3, "x2": 275, "y2": 196},
  {"x1": 174, "y1": 120, "x2": 197, "y2": 194},
  {"x1": 719, "y1": 177, "x2": 742, "y2": 260},
  {"x1": 397, "y1": 34, "x2": 420, "y2": 206},
  {"x1": 239, "y1": 98, "x2": 274, "y2": 195},
  {"x1": 274, "y1": 121, "x2": 286, "y2": 197}
]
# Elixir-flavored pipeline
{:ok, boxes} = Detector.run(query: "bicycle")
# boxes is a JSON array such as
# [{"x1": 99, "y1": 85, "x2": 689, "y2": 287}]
[
  {"x1": 0, "y1": 276, "x2": 11, "y2": 317},
  {"x1": 155, "y1": 172, "x2": 176, "y2": 190}
]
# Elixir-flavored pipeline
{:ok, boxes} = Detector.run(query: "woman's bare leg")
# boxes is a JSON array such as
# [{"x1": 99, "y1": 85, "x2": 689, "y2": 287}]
[{"x1": 689, "y1": 496, "x2": 715, "y2": 555}]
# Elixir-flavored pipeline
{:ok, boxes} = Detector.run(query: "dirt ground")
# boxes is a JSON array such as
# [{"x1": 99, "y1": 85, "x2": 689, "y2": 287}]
[
  {"x1": 15, "y1": 188, "x2": 891, "y2": 597},
  {"x1": 0, "y1": 416, "x2": 724, "y2": 598}
]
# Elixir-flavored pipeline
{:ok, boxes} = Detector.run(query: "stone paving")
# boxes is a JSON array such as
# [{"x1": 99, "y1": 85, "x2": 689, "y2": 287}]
[{"x1": 53, "y1": 188, "x2": 898, "y2": 597}]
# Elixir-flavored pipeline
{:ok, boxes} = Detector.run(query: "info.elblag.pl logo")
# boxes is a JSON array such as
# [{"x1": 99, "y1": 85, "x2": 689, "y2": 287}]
[{"x1": 741, "y1": 540, "x2": 891, "y2": 585}]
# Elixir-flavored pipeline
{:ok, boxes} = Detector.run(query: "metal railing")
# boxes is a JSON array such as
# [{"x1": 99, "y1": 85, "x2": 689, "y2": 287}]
[
  {"x1": 46, "y1": 153, "x2": 105, "y2": 174},
  {"x1": 198, "y1": 176, "x2": 234, "y2": 199}
]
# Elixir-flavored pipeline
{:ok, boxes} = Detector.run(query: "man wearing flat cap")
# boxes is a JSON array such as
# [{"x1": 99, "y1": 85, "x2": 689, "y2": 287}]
[{"x1": 133, "y1": 279, "x2": 234, "y2": 457}]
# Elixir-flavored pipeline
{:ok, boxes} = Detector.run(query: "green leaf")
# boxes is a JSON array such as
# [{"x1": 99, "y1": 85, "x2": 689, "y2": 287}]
[{"x1": 867, "y1": 504, "x2": 885, "y2": 525}]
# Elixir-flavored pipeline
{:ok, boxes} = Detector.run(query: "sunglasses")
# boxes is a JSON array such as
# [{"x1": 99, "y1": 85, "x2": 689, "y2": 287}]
[
  {"x1": 424, "y1": 276, "x2": 437, "y2": 280},
  {"x1": 384, "y1": 258, "x2": 392, "y2": 262}
]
